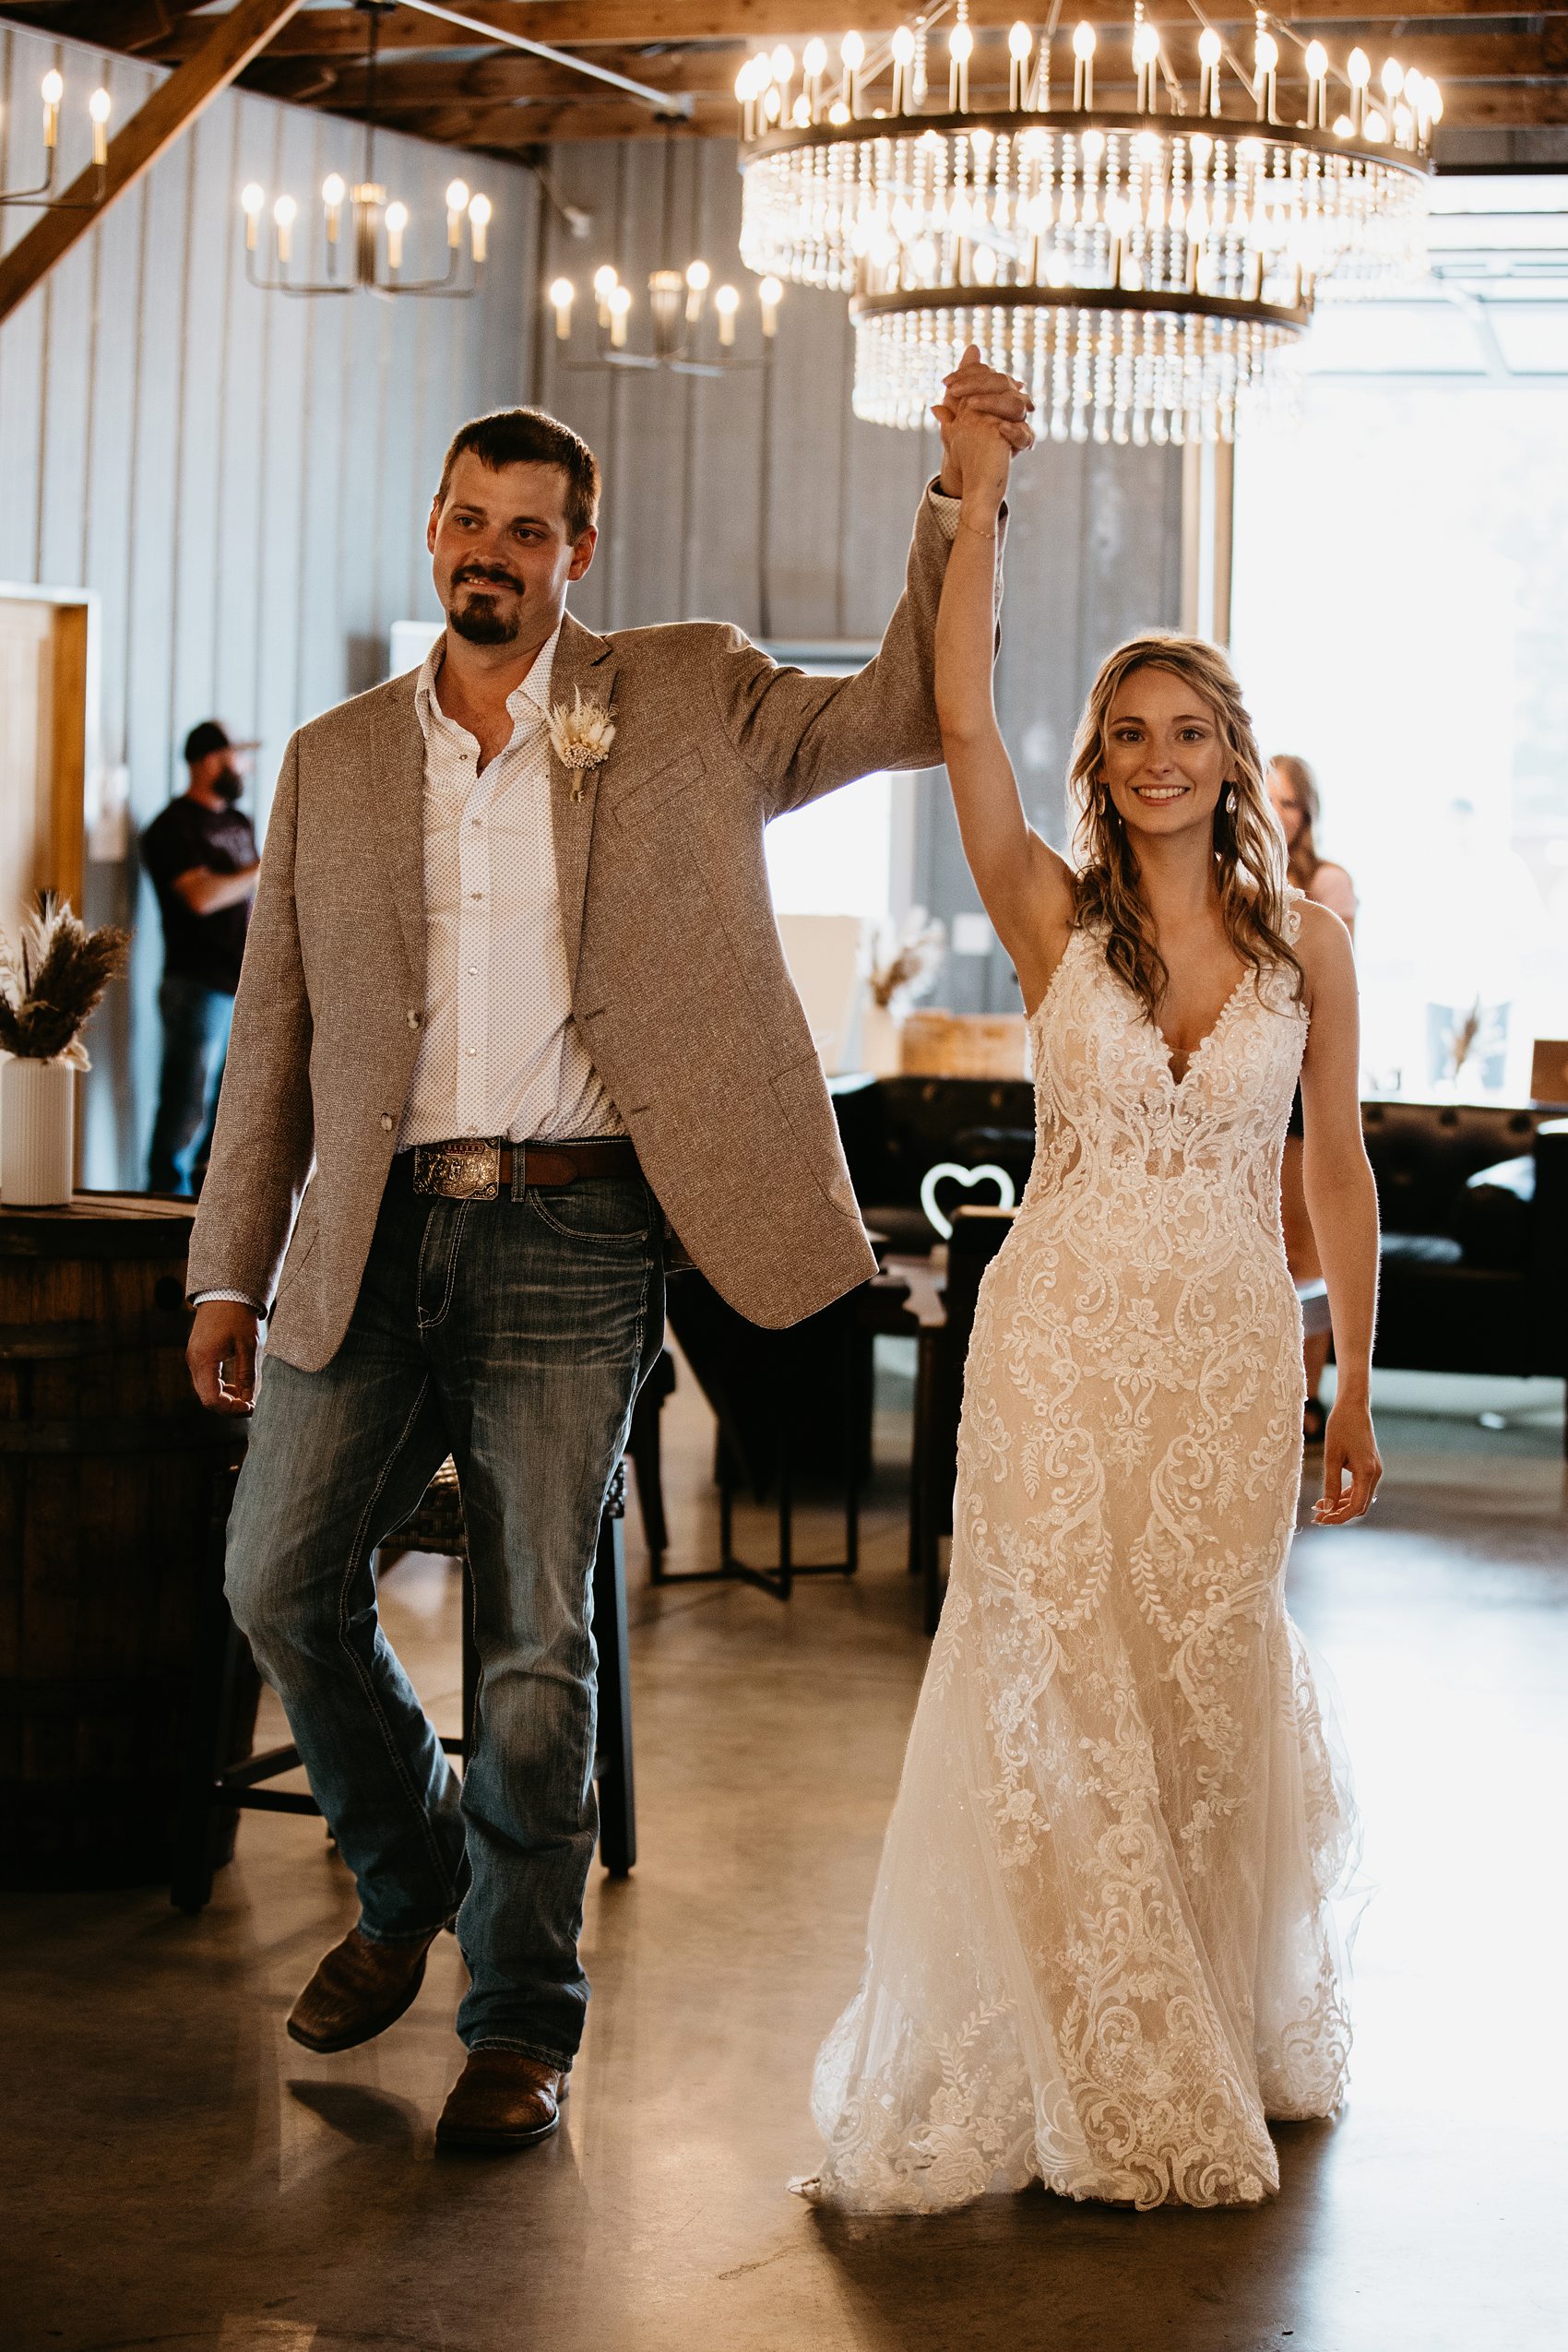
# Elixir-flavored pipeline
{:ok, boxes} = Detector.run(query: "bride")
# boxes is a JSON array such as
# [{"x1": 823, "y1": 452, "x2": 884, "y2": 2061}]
[{"x1": 800, "y1": 405, "x2": 1383, "y2": 2214}]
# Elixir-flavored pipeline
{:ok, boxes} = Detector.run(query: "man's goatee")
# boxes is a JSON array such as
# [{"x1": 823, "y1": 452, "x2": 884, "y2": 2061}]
[{"x1": 450, "y1": 602, "x2": 521, "y2": 646}]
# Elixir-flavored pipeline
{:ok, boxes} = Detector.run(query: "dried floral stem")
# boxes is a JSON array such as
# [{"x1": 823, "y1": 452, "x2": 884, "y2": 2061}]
[{"x1": 0, "y1": 894, "x2": 130, "y2": 1064}]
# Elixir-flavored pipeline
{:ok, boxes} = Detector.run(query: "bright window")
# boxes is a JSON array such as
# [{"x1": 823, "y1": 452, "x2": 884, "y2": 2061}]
[{"x1": 1230, "y1": 180, "x2": 1568, "y2": 1097}]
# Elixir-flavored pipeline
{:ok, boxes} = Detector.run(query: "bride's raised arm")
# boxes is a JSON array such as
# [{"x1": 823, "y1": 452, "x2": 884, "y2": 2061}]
[{"x1": 932, "y1": 408, "x2": 1075, "y2": 1013}]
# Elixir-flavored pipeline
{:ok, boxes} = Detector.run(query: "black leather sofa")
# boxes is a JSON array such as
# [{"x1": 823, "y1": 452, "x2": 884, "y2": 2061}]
[{"x1": 1361, "y1": 1100, "x2": 1568, "y2": 1399}]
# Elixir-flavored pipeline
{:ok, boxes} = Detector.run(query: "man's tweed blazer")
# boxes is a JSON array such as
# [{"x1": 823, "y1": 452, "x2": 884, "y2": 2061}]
[{"x1": 187, "y1": 490, "x2": 983, "y2": 1372}]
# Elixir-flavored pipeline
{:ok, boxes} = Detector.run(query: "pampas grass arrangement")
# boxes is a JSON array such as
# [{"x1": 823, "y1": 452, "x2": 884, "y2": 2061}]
[
  {"x1": 868, "y1": 908, "x2": 946, "y2": 1012},
  {"x1": 0, "y1": 893, "x2": 130, "y2": 1068}
]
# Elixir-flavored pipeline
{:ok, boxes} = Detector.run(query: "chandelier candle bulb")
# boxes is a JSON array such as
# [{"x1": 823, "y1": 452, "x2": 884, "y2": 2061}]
[
  {"x1": 1197, "y1": 29, "x2": 1222, "y2": 119},
  {"x1": 950, "y1": 15, "x2": 973, "y2": 113},
  {"x1": 445, "y1": 179, "x2": 469, "y2": 248},
  {"x1": 1073, "y1": 23, "x2": 1096, "y2": 114},
  {"x1": 684, "y1": 257, "x2": 710, "y2": 324},
  {"x1": 1348, "y1": 48, "x2": 1371, "y2": 135},
  {"x1": 384, "y1": 199, "x2": 407, "y2": 271},
  {"x1": 549, "y1": 277, "x2": 575, "y2": 339},
  {"x1": 1009, "y1": 22, "x2": 1033, "y2": 114},
  {"x1": 593, "y1": 264, "x2": 618, "y2": 328},
  {"x1": 715, "y1": 282, "x2": 741, "y2": 347},
  {"x1": 89, "y1": 86, "x2": 112, "y2": 168},
  {"x1": 1133, "y1": 22, "x2": 1160, "y2": 115},
  {"x1": 890, "y1": 26, "x2": 914, "y2": 116},
  {"x1": 41, "y1": 67, "x2": 62, "y2": 148},
  {"x1": 241, "y1": 181, "x2": 264, "y2": 253},
  {"x1": 841, "y1": 31, "x2": 865, "y2": 118},
  {"x1": 1305, "y1": 42, "x2": 1328, "y2": 132},
  {"x1": 468, "y1": 194, "x2": 491, "y2": 266},
  {"x1": 322, "y1": 172, "x2": 346, "y2": 244},
  {"x1": 608, "y1": 280, "x2": 632, "y2": 347},
  {"x1": 273, "y1": 193, "x2": 296, "y2": 267},
  {"x1": 1254, "y1": 30, "x2": 1277, "y2": 125},
  {"x1": 803, "y1": 37, "x2": 828, "y2": 121},
  {"x1": 772, "y1": 44, "x2": 795, "y2": 121},
  {"x1": 759, "y1": 274, "x2": 783, "y2": 336}
]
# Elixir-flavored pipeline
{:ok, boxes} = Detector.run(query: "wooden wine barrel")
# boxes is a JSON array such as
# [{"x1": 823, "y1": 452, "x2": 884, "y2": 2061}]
[{"x1": 0, "y1": 1193, "x2": 256, "y2": 1890}]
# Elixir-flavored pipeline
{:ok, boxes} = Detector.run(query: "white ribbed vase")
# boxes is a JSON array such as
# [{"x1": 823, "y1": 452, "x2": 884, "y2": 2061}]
[{"x1": 1, "y1": 1055, "x2": 76, "y2": 1206}]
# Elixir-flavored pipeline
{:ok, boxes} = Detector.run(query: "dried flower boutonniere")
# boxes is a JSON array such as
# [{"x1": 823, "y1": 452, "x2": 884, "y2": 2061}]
[{"x1": 547, "y1": 687, "x2": 616, "y2": 801}]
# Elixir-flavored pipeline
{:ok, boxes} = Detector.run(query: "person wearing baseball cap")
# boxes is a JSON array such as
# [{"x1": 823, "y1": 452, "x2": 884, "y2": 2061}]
[{"x1": 141, "y1": 721, "x2": 263, "y2": 1194}]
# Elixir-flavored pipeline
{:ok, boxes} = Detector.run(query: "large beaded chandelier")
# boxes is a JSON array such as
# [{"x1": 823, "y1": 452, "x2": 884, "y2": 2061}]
[{"x1": 736, "y1": 4, "x2": 1439, "y2": 444}]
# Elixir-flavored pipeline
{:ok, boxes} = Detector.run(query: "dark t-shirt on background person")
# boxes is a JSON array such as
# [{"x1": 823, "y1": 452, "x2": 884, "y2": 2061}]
[{"x1": 140, "y1": 798, "x2": 259, "y2": 994}]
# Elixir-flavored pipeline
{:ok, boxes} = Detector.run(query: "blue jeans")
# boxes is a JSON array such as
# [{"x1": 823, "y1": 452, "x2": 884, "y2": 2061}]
[
  {"x1": 148, "y1": 974, "x2": 234, "y2": 1194},
  {"x1": 224, "y1": 1160, "x2": 661, "y2": 2064}
]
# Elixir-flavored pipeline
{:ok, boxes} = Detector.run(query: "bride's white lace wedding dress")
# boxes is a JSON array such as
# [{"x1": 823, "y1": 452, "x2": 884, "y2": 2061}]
[{"x1": 802, "y1": 905, "x2": 1358, "y2": 2214}]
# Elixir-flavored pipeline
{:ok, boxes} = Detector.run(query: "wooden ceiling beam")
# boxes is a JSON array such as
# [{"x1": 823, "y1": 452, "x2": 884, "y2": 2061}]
[
  {"x1": 298, "y1": 27, "x2": 1568, "y2": 111},
  {"x1": 308, "y1": 45, "x2": 743, "y2": 111},
  {"x1": 0, "y1": 0, "x2": 212, "y2": 52},
  {"x1": 135, "y1": 1, "x2": 1568, "y2": 67},
  {"x1": 0, "y1": 0, "x2": 303, "y2": 327}
]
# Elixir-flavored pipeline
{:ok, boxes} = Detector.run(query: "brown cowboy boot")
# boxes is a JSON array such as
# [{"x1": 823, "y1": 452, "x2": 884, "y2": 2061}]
[
  {"x1": 435, "y1": 2049, "x2": 570, "y2": 2152},
  {"x1": 287, "y1": 1923, "x2": 442, "y2": 2054}
]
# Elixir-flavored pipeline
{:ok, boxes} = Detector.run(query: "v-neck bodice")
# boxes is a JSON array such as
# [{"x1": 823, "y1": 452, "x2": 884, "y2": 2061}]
[{"x1": 1019, "y1": 903, "x2": 1308, "y2": 1253}]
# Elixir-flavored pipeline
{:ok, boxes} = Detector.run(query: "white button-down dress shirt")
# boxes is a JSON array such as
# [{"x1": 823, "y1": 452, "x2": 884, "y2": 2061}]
[{"x1": 397, "y1": 627, "x2": 623, "y2": 1149}]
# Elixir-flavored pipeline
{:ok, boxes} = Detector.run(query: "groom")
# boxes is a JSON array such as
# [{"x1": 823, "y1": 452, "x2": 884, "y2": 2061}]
[{"x1": 185, "y1": 356, "x2": 1032, "y2": 2151}]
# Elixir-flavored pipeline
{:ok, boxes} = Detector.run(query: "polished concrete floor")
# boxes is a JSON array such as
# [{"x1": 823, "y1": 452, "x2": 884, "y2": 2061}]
[{"x1": 6, "y1": 1354, "x2": 1567, "y2": 2352}]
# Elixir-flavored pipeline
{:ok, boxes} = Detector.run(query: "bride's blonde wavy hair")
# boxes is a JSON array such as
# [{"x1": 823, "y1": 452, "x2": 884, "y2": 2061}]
[{"x1": 1068, "y1": 632, "x2": 1302, "y2": 1019}]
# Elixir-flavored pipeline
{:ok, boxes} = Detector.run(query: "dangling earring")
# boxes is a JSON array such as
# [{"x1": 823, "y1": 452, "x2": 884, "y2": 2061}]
[{"x1": 1225, "y1": 787, "x2": 1238, "y2": 814}]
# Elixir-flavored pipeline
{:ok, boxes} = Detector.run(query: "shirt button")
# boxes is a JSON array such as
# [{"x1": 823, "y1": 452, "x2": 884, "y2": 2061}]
[
  {"x1": 407, "y1": 1009, "x2": 421, "y2": 1028},
  {"x1": 380, "y1": 1113, "x2": 394, "y2": 1132},
  {"x1": 470, "y1": 891, "x2": 482, "y2": 900},
  {"x1": 468, "y1": 966, "x2": 478, "y2": 977},
  {"x1": 467, "y1": 1045, "x2": 478, "y2": 1057}
]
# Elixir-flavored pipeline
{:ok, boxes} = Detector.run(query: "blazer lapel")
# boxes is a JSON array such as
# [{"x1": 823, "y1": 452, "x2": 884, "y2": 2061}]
[
  {"x1": 547, "y1": 612, "x2": 617, "y2": 987},
  {"x1": 365, "y1": 672, "x2": 429, "y2": 992}
]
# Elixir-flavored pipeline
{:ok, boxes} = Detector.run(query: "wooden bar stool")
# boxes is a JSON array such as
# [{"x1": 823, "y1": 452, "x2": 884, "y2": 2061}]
[{"x1": 172, "y1": 1459, "x2": 637, "y2": 1912}]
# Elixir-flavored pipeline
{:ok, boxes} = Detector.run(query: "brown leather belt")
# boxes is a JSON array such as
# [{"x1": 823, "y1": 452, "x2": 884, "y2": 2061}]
[{"x1": 406, "y1": 1136, "x2": 639, "y2": 1203}]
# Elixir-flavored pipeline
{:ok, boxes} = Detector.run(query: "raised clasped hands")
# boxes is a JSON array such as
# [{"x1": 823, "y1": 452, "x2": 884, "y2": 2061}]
[{"x1": 932, "y1": 342, "x2": 1035, "y2": 514}]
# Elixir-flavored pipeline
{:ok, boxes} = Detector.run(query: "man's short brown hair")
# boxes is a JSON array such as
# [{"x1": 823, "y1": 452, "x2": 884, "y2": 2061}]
[{"x1": 435, "y1": 408, "x2": 601, "y2": 541}]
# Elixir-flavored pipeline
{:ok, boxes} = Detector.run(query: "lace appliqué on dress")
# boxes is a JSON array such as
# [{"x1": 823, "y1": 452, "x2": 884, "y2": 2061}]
[{"x1": 802, "y1": 908, "x2": 1358, "y2": 2215}]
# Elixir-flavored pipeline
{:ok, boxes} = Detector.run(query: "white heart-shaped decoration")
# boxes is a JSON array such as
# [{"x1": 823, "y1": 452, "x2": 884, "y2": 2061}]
[{"x1": 919, "y1": 1159, "x2": 1017, "y2": 1241}]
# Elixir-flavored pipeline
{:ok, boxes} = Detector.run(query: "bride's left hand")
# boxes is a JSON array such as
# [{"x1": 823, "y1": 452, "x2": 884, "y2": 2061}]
[{"x1": 1312, "y1": 1398, "x2": 1383, "y2": 1524}]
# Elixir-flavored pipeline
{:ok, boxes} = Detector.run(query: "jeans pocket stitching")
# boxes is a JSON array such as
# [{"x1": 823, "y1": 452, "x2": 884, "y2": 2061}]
[{"x1": 528, "y1": 1189, "x2": 653, "y2": 1250}]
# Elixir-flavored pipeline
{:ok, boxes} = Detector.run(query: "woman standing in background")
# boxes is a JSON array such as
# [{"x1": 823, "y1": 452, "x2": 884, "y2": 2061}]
[{"x1": 1268, "y1": 755, "x2": 1359, "y2": 1444}]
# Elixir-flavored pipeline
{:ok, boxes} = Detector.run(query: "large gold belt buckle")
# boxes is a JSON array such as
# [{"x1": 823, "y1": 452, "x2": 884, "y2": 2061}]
[{"x1": 412, "y1": 1140, "x2": 502, "y2": 1201}]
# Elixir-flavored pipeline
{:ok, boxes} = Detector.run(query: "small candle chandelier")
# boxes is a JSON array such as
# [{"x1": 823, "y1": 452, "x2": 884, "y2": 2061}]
[
  {"x1": 237, "y1": 3, "x2": 491, "y2": 298},
  {"x1": 546, "y1": 260, "x2": 783, "y2": 376},
  {"x1": 546, "y1": 138, "x2": 781, "y2": 377},
  {"x1": 737, "y1": 3, "x2": 1443, "y2": 444},
  {"x1": 1, "y1": 64, "x2": 112, "y2": 208}
]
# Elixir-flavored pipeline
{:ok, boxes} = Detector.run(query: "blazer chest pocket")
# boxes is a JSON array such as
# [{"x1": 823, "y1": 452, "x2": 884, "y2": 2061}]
[{"x1": 612, "y1": 750, "x2": 707, "y2": 834}]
